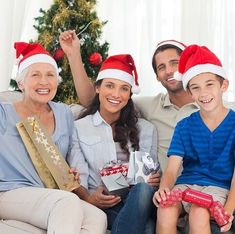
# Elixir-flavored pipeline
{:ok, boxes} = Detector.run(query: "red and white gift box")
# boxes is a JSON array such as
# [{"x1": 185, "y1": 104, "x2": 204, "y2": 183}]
[{"x1": 100, "y1": 162, "x2": 128, "y2": 177}]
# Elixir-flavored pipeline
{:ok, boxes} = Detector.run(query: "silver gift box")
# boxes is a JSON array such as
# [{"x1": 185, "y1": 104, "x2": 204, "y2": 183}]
[{"x1": 101, "y1": 172, "x2": 130, "y2": 198}]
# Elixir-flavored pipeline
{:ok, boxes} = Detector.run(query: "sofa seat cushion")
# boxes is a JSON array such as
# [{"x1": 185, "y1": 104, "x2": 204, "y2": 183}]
[{"x1": 0, "y1": 220, "x2": 46, "y2": 234}]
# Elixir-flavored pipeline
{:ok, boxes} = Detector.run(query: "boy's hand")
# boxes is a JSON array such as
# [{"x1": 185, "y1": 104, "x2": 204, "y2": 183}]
[
  {"x1": 220, "y1": 215, "x2": 234, "y2": 232},
  {"x1": 153, "y1": 187, "x2": 171, "y2": 207}
]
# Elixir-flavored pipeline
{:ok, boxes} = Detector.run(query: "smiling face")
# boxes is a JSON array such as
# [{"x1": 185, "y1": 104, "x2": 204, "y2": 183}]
[
  {"x1": 188, "y1": 73, "x2": 229, "y2": 112},
  {"x1": 20, "y1": 62, "x2": 58, "y2": 104},
  {"x1": 96, "y1": 78, "x2": 131, "y2": 122},
  {"x1": 154, "y1": 48, "x2": 184, "y2": 92}
]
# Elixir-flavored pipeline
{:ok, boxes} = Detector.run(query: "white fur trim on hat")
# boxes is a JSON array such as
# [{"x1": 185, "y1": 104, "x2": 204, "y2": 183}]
[
  {"x1": 156, "y1": 41, "x2": 186, "y2": 51},
  {"x1": 18, "y1": 54, "x2": 58, "y2": 74},
  {"x1": 182, "y1": 64, "x2": 226, "y2": 90},
  {"x1": 97, "y1": 69, "x2": 134, "y2": 86},
  {"x1": 97, "y1": 69, "x2": 141, "y2": 94}
]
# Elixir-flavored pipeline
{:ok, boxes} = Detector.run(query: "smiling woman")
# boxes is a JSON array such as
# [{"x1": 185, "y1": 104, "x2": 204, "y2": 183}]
[{"x1": 63, "y1": 50, "x2": 160, "y2": 233}]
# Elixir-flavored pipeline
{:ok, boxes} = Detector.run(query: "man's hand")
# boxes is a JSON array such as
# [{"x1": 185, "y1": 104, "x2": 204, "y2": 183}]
[{"x1": 147, "y1": 171, "x2": 161, "y2": 187}]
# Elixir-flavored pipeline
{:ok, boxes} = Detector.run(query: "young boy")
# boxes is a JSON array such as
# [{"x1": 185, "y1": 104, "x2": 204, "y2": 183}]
[{"x1": 153, "y1": 44, "x2": 235, "y2": 234}]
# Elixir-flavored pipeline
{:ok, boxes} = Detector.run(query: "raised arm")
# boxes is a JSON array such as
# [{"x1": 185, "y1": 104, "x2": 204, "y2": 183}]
[{"x1": 59, "y1": 30, "x2": 95, "y2": 106}]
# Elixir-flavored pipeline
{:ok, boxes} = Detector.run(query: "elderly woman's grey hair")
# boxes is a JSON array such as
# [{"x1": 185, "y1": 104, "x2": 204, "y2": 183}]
[{"x1": 15, "y1": 66, "x2": 62, "y2": 86}]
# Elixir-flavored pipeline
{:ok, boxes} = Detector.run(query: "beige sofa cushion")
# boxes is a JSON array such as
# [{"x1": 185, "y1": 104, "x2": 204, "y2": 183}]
[{"x1": 0, "y1": 220, "x2": 46, "y2": 234}]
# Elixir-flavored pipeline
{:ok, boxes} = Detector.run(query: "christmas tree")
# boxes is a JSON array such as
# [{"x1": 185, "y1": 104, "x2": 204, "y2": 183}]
[{"x1": 11, "y1": 0, "x2": 109, "y2": 104}]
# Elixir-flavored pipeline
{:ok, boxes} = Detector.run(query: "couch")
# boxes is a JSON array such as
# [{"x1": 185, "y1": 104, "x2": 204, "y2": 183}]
[{"x1": 0, "y1": 91, "x2": 234, "y2": 234}]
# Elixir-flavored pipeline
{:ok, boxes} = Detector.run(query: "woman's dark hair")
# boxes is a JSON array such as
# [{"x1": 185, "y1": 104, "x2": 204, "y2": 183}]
[{"x1": 79, "y1": 80, "x2": 140, "y2": 155}]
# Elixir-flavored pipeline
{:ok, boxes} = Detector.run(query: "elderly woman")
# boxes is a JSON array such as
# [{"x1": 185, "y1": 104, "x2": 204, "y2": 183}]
[{"x1": 0, "y1": 42, "x2": 107, "y2": 233}]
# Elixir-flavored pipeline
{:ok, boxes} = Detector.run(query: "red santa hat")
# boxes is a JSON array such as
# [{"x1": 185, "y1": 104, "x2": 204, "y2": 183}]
[
  {"x1": 174, "y1": 44, "x2": 226, "y2": 90},
  {"x1": 96, "y1": 54, "x2": 140, "y2": 94},
  {"x1": 156, "y1": 39, "x2": 186, "y2": 51},
  {"x1": 14, "y1": 42, "x2": 59, "y2": 75}
]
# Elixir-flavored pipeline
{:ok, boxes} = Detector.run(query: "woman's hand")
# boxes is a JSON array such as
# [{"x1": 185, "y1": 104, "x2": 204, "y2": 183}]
[
  {"x1": 88, "y1": 187, "x2": 121, "y2": 209},
  {"x1": 59, "y1": 30, "x2": 81, "y2": 57},
  {"x1": 152, "y1": 187, "x2": 171, "y2": 207},
  {"x1": 220, "y1": 214, "x2": 234, "y2": 232},
  {"x1": 147, "y1": 171, "x2": 161, "y2": 187}
]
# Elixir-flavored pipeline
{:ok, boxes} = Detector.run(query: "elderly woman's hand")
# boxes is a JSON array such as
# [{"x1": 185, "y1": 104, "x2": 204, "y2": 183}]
[
  {"x1": 59, "y1": 30, "x2": 81, "y2": 57},
  {"x1": 69, "y1": 167, "x2": 80, "y2": 184}
]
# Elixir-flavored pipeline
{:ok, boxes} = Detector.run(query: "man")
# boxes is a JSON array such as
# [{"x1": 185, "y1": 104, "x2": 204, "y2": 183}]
[{"x1": 133, "y1": 40, "x2": 198, "y2": 171}]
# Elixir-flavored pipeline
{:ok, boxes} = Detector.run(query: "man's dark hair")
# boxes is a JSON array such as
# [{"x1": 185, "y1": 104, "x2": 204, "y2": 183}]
[{"x1": 152, "y1": 45, "x2": 183, "y2": 75}]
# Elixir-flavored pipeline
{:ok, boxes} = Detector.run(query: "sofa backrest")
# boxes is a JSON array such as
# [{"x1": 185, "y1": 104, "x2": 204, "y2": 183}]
[{"x1": 0, "y1": 91, "x2": 23, "y2": 102}]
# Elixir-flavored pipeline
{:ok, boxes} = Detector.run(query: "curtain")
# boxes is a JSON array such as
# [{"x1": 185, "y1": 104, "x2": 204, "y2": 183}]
[
  {"x1": 1, "y1": 0, "x2": 235, "y2": 101},
  {"x1": 0, "y1": 0, "x2": 52, "y2": 91},
  {"x1": 0, "y1": 0, "x2": 28, "y2": 91}
]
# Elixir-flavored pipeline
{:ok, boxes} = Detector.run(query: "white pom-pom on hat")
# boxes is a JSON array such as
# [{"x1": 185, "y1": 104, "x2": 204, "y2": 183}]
[
  {"x1": 131, "y1": 85, "x2": 141, "y2": 94},
  {"x1": 173, "y1": 71, "x2": 183, "y2": 81}
]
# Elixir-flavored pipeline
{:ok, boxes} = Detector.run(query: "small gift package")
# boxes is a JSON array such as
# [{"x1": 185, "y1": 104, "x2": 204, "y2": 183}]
[
  {"x1": 100, "y1": 161, "x2": 129, "y2": 198},
  {"x1": 159, "y1": 188, "x2": 231, "y2": 226},
  {"x1": 127, "y1": 151, "x2": 160, "y2": 185},
  {"x1": 100, "y1": 161, "x2": 128, "y2": 177}
]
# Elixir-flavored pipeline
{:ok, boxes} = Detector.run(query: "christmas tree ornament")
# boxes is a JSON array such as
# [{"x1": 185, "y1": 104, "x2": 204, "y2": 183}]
[
  {"x1": 89, "y1": 52, "x2": 102, "y2": 66},
  {"x1": 67, "y1": 0, "x2": 75, "y2": 7},
  {"x1": 53, "y1": 48, "x2": 65, "y2": 61},
  {"x1": 77, "y1": 21, "x2": 93, "y2": 36}
]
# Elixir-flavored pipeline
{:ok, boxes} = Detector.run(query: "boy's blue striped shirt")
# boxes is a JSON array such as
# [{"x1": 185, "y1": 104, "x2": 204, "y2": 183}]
[{"x1": 168, "y1": 110, "x2": 235, "y2": 189}]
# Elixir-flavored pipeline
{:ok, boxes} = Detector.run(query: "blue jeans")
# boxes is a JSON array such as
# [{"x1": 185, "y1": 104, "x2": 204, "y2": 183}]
[{"x1": 104, "y1": 183, "x2": 156, "y2": 234}]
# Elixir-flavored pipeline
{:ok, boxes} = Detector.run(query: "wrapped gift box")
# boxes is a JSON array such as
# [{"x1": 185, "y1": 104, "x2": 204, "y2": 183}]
[
  {"x1": 100, "y1": 163, "x2": 128, "y2": 177},
  {"x1": 101, "y1": 173, "x2": 129, "y2": 198},
  {"x1": 127, "y1": 151, "x2": 160, "y2": 184},
  {"x1": 100, "y1": 161, "x2": 129, "y2": 197}
]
